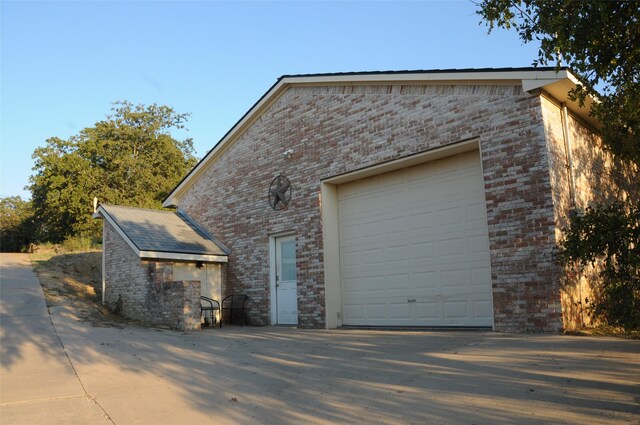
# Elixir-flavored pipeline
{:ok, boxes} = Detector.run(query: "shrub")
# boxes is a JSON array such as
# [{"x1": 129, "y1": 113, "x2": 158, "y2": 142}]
[
  {"x1": 558, "y1": 203, "x2": 640, "y2": 330},
  {"x1": 61, "y1": 235, "x2": 99, "y2": 253}
]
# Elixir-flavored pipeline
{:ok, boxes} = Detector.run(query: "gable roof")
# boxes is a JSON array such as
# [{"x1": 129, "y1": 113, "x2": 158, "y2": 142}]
[
  {"x1": 94, "y1": 204, "x2": 228, "y2": 263},
  {"x1": 163, "y1": 67, "x2": 597, "y2": 207}
]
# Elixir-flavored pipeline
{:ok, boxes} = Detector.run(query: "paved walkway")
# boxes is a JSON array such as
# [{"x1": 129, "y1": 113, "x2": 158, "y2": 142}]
[
  {"x1": 1, "y1": 253, "x2": 640, "y2": 424},
  {"x1": 0, "y1": 253, "x2": 111, "y2": 424}
]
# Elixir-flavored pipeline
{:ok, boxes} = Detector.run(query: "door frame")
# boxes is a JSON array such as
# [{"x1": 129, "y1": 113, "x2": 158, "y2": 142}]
[{"x1": 269, "y1": 232, "x2": 297, "y2": 325}]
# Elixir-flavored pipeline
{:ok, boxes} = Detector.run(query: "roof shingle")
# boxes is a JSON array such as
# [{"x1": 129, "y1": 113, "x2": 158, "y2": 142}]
[{"x1": 98, "y1": 204, "x2": 228, "y2": 257}]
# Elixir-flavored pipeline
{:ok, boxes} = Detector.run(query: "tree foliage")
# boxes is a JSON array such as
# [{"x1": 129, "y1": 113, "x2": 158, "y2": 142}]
[
  {"x1": 477, "y1": 0, "x2": 640, "y2": 164},
  {"x1": 29, "y1": 102, "x2": 197, "y2": 242},
  {"x1": 478, "y1": 1, "x2": 640, "y2": 329},
  {"x1": 0, "y1": 196, "x2": 34, "y2": 252},
  {"x1": 558, "y1": 204, "x2": 640, "y2": 330}
]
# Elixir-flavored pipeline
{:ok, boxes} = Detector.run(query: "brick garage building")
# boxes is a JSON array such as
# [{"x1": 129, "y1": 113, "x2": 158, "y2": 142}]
[{"x1": 101, "y1": 68, "x2": 638, "y2": 332}]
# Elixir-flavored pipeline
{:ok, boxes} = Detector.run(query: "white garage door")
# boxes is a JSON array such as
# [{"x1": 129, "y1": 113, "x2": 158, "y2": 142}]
[{"x1": 338, "y1": 150, "x2": 493, "y2": 327}]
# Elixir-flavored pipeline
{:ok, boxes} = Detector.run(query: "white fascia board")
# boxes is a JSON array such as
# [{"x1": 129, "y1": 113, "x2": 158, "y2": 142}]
[
  {"x1": 139, "y1": 251, "x2": 228, "y2": 263},
  {"x1": 95, "y1": 205, "x2": 142, "y2": 257},
  {"x1": 526, "y1": 70, "x2": 599, "y2": 128},
  {"x1": 521, "y1": 68, "x2": 576, "y2": 93},
  {"x1": 282, "y1": 69, "x2": 569, "y2": 86}
]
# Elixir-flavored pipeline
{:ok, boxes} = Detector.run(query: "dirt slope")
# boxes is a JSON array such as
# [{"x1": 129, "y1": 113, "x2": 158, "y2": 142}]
[{"x1": 31, "y1": 250, "x2": 115, "y2": 325}]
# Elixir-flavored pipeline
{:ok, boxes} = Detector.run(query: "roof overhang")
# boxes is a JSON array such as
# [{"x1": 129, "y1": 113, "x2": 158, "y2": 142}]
[
  {"x1": 522, "y1": 70, "x2": 598, "y2": 128},
  {"x1": 94, "y1": 205, "x2": 228, "y2": 263},
  {"x1": 163, "y1": 68, "x2": 598, "y2": 207}
]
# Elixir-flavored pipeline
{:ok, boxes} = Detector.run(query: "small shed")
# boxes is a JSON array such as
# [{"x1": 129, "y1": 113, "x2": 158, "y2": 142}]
[{"x1": 94, "y1": 204, "x2": 229, "y2": 330}]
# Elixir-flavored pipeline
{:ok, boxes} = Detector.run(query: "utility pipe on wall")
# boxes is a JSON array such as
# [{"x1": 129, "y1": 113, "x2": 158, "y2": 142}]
[{"x1": 560, "y1": 103, "x2": 578, "y2": 209}]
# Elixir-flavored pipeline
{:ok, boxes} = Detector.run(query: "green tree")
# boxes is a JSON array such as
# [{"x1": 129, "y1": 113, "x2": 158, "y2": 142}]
[
  {"x1": 0, "y1": 196, "x2": 34, "y2": 252},
  {"x1": 559, "y1": 203, "x2": 640, "y2": 330},
  {"x1": 477, "y1": 0, "x2": 640, "y2": 329},
  {"x1": 477, "y1": 0, "x2": 640, "y2": 163},
  {"x1": 30, "y1": 101, "x2": 197, "y2": 242}
]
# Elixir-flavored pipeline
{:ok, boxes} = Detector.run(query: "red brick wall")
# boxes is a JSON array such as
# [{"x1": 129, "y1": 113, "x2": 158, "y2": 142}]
[{"x1": 179, "y1": 83, "x2": 563, "y2": 331}]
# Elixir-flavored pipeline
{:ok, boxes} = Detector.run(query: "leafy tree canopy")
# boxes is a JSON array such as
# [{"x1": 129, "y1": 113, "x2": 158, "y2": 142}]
[
  {"x1": 0, "y1": 196, "x2": 34, "y2": 252},
  {"x1": 477, "y1": 0, "x2": 640, "y2": 164},
  {"x1": 478, "y1": 1, "x2": 640, "y2": 330},
  {"x1": 29, "y1": 101, "x2": 198, "y2": 242}
]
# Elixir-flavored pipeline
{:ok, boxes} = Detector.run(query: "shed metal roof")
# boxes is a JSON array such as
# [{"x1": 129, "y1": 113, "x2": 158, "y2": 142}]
[{"x1": 95, "y1": 204, "x2": 228, "y2": 263}]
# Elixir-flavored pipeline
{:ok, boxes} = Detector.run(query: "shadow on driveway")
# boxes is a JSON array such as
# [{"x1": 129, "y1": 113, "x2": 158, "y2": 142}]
[
  {"x1": 52, "y1": 317, "x2": 640, "y2": 425},
  {"x1": 3, "y1": 253, "x2": 639, "y2": 424}
]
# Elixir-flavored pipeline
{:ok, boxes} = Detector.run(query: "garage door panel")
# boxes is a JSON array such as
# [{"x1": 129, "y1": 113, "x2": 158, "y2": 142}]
[
  {"x1": 338, "y1": 150, "x2": 493, "y2": 327},
  {"x1": 340, "y1": 223, "x2": 361, "y2": 242},
  {"x1": 365, "y1": 303, "x2": 388, "y2": 319},
  {"x1": 343, "y1": 303, "x2": 365, "y2": 322},
  {"x1": 412, "y1": 271, "x2": 439, "y2": 289},
  {"x1": 443, "y1": 300, "x2": 471, "y2": 319},
  {"x1": 467, "y1": 202, "x2": 490, "y2": 223},
  {"x1": 438, "y1": 238, "x2": 465, "y2": 257},
  {"x1": 409, "y1": 211, "x2": 436, "y2": 231},
  {"x1": 362, "y1": 247, "x2": 384, "y2": 263},
  {"x1": 464, "y1": 171, "x2": 486, "y2": 193},
  {"x1": 440, "y1": 269, "x2": 470, "y2": 289},
  {"x1": 363, "y1": 276, "x2": 386, "y2": 292},
  {"x1": 471, "y1": 267, "x2": 491, "y2": 286},
  {"x1": 360, "y1": 221, "x2": 384, "y2": 238},
  {"x1": 469, "y1": 234, "x2": 490, "y2": 253},
  {"x1": 411, "y1": 241, "x2": 437, "y2": 260},
  {"x1": 414, "y1": 301, "x2": 441, "y2": 319},
  {"x1": 388, "y1": 302, "x2": 412, "y2": 320},
  {"x1": 341, "y1": 251, "x2": 362, "y2": 273},
  {"x1": 435, "y1": 206, "x2": 463, "y2": 227},
  {"x1": 472, "y1": 299, "x2": 493, "y2": 319},
  {"x1": 342, "y1": 277, "x2": 363, "y2": 294},
  {"x1": 385, "y1": 216, "x2": 408, "y2": 235},
  {"x1": 386, "y1": 273, "x2": 411, "y2": 292},
  {"x1": 386, "y1": 245, "x2": 410, "y2": 264}
]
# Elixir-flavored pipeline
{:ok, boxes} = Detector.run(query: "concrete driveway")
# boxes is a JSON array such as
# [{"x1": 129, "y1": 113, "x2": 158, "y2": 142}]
[
  {"x1": 0, "y1": 253, "x2": 110, "y2": 424},
  {"x1": 2, "y1": 254, "x2": 640, "y2": 424}
]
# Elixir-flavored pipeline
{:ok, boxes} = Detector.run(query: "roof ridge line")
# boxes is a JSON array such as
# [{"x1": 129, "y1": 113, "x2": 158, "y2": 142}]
[
  {"x1": 279, "y1": 66, "x2": 567, "y2": 80},
  {"x1": 100, "y1": 204, "x2": 176, "y2": 213}
]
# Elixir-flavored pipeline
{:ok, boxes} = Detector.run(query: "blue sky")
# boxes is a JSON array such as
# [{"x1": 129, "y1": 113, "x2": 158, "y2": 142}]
[{"x1": 0, "y1": 1, "x2": 539, "y2": 199}]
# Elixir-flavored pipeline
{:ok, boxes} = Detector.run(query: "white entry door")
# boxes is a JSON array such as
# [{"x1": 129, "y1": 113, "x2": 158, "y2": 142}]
[{"x1": 275, "y1": 236, "x2": 298, "y2": 324}]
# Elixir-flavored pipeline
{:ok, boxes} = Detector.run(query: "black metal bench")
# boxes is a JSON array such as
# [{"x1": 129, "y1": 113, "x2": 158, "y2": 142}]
[
  {"x1": 221, "y1": 294, "x2": 249, "y2": 326},
  {"x1": 200, "y1": 296, "x2": 221, "y2": 328}
]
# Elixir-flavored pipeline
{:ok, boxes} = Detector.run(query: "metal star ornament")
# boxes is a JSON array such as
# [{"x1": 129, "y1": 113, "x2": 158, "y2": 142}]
[{"x1": 269, "y1": 175, "x2": 292, "y2": 210}]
